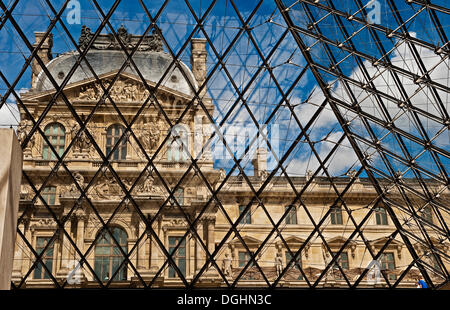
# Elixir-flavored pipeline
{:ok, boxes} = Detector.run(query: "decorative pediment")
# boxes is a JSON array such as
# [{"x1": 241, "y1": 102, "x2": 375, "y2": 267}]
[
  {"x1": 413, "y1": 236, "x2": 449, "y2": 255},
  {"x1": 229, "y1": 235, "x2": 261, "y2": 248},
  {"x1": 323, "y1": 236, "x2": 357, "y2": 258},
  {"x1": 21, "y1": 71, "x2": 192, "y2": 104},
  {"x1": 369, "y1": 237, "x2": 404, "y2": 259},
  {"x1": 275, "y1": 236, "x2": 310, "y2": 258}
]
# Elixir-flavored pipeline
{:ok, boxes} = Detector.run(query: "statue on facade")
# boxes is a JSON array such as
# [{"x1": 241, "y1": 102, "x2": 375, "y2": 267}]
[
  {"x1": 93, "y1": 175, "x2": 118, "y2": 199},
  {"x1": 71, "y1": 122, "x2": 91, "y2": 156},
  {"x1": 78, "y1": 25, "x2": 94, "y2": 50},
  {"x1": 139, "y1": 173, "x2": 154, "y2": 193},
  {"x1": 275, "y1": 252, "x2": 283, "y2": 277},
  {"x1": 79, "y1": 84, "x2": 97, "y2": 101},
  {"x1": 16, "y1": 119, "x2": 35, "y2": 156},
  {"x1": 69, "y1": 172, "x2": 85, "y2": 194},
  {"x1": 222, "y1": 253, "x2": 232, "y2": 277},
  {"x1": 138, "y1": 121, "x2": 160, "y2": 151}
]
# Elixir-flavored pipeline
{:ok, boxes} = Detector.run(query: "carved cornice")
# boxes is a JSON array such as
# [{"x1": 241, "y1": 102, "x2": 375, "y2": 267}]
[{"x1": 78, "y1": 25, "x2": 163, "y2": 52}]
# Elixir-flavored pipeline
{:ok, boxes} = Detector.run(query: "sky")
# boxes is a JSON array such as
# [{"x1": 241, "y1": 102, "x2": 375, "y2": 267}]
[{"x1": 0, "y1": 0, "x2": 448, "y2": 180}]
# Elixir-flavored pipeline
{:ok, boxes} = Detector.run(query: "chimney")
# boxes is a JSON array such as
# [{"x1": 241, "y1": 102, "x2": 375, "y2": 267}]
[
  {"x1": 190, "y1": 38, "x2": 207, "y2": 96},
  {"x1": 31, "y1": 32, "x2": 53, "y2": 89},
  {"x1": 252, "y1": 147, "x2": 267, "y2": 177}
]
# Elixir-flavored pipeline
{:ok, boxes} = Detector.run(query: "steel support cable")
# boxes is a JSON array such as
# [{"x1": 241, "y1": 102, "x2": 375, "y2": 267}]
[
  {"x1": 206, "y1": 0, "x2": 357, "y2": 286},
  {"x1": 274, "y1": 0, "x2": 438, "y2": 288},
  {"x1": 352, "y1": 0, "x2": 450, "y2": 282},
  {"x1": 4, "y1": 0, "x2": 166, "y2": 288},
  {"x1": 87, "y1": 0, "x2": 235, "y2": 287},
  {"x1": 298, "y1": 0, "x2": 413, "y2": 287},
  {"x1": 0, "y1": 0, "x2": 120, "y2": 287}
]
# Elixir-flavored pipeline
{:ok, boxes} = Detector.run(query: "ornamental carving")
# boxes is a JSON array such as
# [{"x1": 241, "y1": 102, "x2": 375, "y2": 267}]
[
  {"x1": 17, "y1": 119, "x2": 35, "y2": 156},
  {"x1": 167, "y1": 218, "x2": 187, "y2": 227},
  {"x1": 91, "y1": 175, "x2": 121, "y2": 200},
  {"x1": 69, "y1": 172, "x2": 85, "y2": 194},
  {"x1": 78, "y1": 25, "x2": 163, "y2": 52},
  {"x1": 78, "y1": 78, "x2": 151, "y2": 103},
  {"x1": 70, "y1": 123, "x2": 91, "y2": 156},
  {"x1": 137, "y1": 120, "x2": 160, "y2": 151}
]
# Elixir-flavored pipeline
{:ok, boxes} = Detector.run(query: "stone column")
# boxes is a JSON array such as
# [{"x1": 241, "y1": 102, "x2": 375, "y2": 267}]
[
  {"x1": 149, "y1": 214, "x2": 160, "y2": 273},
  {"x1": 0, "y1": 129, "x2": 23, "y2": 289},
  {"x1": 11, "y1": 220, "x2": 25, "y2": 281},
  {"x1": 75, "y1": 212, "x2": 85, "y2": 255},
  {"x1": 137, "y1": 222, "x2": 146, "y2": 270},
  {"x1": 207, "y1": 217, "x2": 215, "y2": 255},
  {"x1": 195, "y1": 219, "x2": 204, "y2": 272},
  {"x1": 57, "y1": 215, "x2": 72, "y2": 275}
]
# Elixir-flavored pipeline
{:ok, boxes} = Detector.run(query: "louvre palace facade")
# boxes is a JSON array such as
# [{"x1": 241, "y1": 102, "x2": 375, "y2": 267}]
[{"x1": 11, "y1": 27, "x2": 449, "y2": 289}]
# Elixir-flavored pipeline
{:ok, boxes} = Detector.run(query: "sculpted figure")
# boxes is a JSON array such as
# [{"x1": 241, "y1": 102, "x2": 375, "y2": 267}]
[
  {"x1": 275, "y1": 252, "x2": 283, "y2": 277},
  {"x1": 140, "y1": 173, "x2": 154, "y2": 193},
  {"x1": 70, "y1": 172, "x2": 84, "y2": 193},
  {"x1": 71, "y1": 123, "x2": 91, "y2": 153},
  {"x1": 222, "y1": 253, "x2": 232, "y2": 277},
  {"x1": 17, "y1": 119, "x2": 34, "y2": 153}
]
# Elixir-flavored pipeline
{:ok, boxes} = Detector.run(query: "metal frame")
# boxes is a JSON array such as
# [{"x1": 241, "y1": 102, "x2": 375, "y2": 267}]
[{"x1": 0, "y1": 0, "x2": 448, "y2": 289}]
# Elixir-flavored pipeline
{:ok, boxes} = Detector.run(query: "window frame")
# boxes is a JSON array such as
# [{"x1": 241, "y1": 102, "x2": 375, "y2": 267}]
[
  {"x1": 239, "y1": 205, "x2": 251, "y2": 225},
  {"x1": 285, "y1": 251, "x2": 303, "y2": 280},
  {"x1": 42, "y1": 122, "x2": 66, "y2": 160},
  {"x1": 375, "y1": 207, "x2": 388, "y2": 225},
  {"x1": 285, "y1": 205, "x2": 297, "y2": 225},
  {"x1": 33, "y1": 236, "x2": 54, "y2": 280},
  {"x1": 42, "y1": 186, "x2": 57, "y2": 205},
  {"x1": 380, "y1": 252, "x2": 396, "y2": 281},
  {"x1": 106, "y1": 124, "x2": 127, "y2": 161},
  {"x1": 168, "y1": 236, "x2": 186, "y2": 278},
  {"x1": 94, "y1": 226, "x2": 128, "y2": 282},
  {"x1": 330, "y1": 206, "x2": 343, "y2": 225}
]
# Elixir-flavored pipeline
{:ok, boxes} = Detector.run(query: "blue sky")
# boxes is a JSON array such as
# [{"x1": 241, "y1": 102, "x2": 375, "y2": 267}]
[{"x1": 0, "y1": 0, "x2": 448, "y2": 180}]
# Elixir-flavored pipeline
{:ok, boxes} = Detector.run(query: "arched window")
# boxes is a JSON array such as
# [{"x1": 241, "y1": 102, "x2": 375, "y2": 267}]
[
  {"x1": 167, "y1": 125, "x2": 189, "y2": 162},
  {"x1": 94, "y1": 227, "x2": 128, "y2": 282},
  {"x1": 43, "y1": 123, "x2": 65, "y2": 160},
  {"x1": 106, "y1": 124, "x2": 127, "y2": 160}
]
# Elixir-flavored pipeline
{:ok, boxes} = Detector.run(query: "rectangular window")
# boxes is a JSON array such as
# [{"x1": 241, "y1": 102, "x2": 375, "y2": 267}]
[
  {"x1": 330, "y1": 207, "x2": 343, "y2": 225},
  {"x1": 332, "y1": 251, "x2": 349, "y2": 270},
  {"x1": 174, "y1": 188, "x2": 184, "y2": 205},
  {"x1": 375, "y1": 207, "x2": 388, "y2": 225},
  {"x1": 239, "y1": 205, "x2": 251, "y2": 224},
  {"x1": 421, "y1": 206, "x2": 433, "y2": 223},
  {"x1": 238, "y1": 251, "x2": 251, "y2": 267},
  {"x1": 380, "y1": 252, "x2": 396, "y2": 281},
  {"x1": 168, "y1": 236, "x2": 186, "y2": 278},
  {"x1": 33, "y1": 237, "x2": 54, "y2": 279},
  {"x1": 42, "y1": 187, "x2": 57, "y2": 205},
  {"x1": 285, "y1": 251, "x2": 303, "y2": 280},
  {"x1": 238, "y1": 251, "x2": 255, "y2": 280},
  {"x1": 285, "y1": 205, "x2": 297, "y2": 225}
]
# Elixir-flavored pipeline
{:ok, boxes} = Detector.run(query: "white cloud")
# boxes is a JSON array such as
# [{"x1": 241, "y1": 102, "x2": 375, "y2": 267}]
[
  {"x1": 0, "y1": 103, "x2": 20, "y2": 128},
  {"x1": 285, "y1": 132, "x2": 358, "y2": 177},
  {"x1": 283, "y1": 37, "x2": 449, "y2": 177}
]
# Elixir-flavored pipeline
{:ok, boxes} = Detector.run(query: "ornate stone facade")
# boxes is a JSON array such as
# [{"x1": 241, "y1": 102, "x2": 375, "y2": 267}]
[{"x1": 11, "y1": 27, "x2": 449, "y2": 289}]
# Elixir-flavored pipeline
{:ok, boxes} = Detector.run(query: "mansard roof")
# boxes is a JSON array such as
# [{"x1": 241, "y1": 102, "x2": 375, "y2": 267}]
[{"x1": 33, "y1": 26, "x2": 198, "y2": 96}]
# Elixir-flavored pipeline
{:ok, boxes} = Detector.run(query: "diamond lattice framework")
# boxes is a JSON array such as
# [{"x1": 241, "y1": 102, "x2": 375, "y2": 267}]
[{"x1": 0, "y1": 0, "x2": 448, "y2": 289}]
